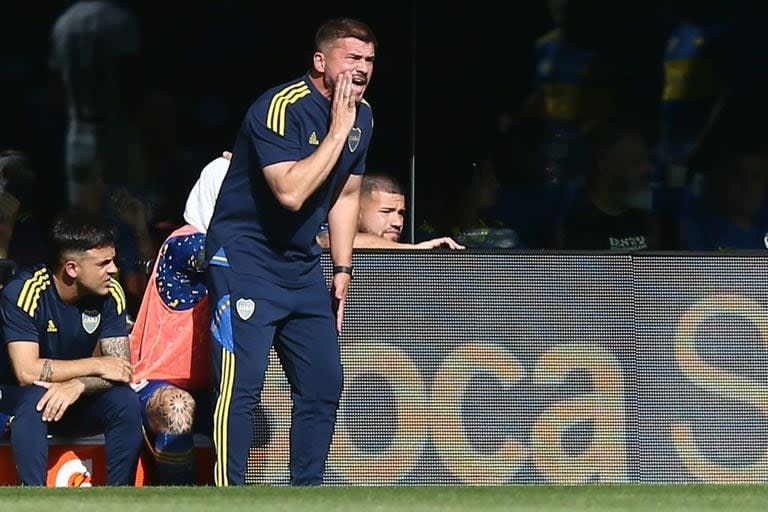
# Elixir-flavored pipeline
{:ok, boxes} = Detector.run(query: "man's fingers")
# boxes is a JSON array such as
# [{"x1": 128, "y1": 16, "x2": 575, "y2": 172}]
[
  {"x1": 334, "y1": 73, "x2": 345, "y2": 104},
  {"x1": 115, "y1": 358, "x2": 134, "y2": 379},
  {"x1": 114, "y1": 366, "x2": 131, "y2": 383},
  {"x1": 334, "y1": 72, "x2": 356, "y2": 110},
  {"x1": 443, "y1": 237, "x2": 465, "y2": 249},
  {"x1": 35, "y1": 385, "x2": 76, "y2": 421},
  {"x1": 53, "y1": 402, "x2": 69, "y2": 422},
  {"x1": 45, "y1": 399, "x2": 65, "y2": 422},
  {"x1": 36, "y1": 391, "x2": 52, "y2": 413},
  {"x1": 344, "y1": 74, "x2": 355, "y2": 108},
  {"x1": 34, "y1": 381, "x2": 56, "y2": 416},
  {"x1": 43, "y1": 401, "x2": 58, "y2": 421},
  {"x1": 345, "y1": 77, "x2": 353, "y2": 104},
  {"x1": 336, "y1": 299, "x2": 345, "y2": 333}
]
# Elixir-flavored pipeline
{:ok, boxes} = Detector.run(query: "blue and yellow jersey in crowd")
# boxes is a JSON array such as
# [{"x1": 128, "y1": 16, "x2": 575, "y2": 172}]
[
  {"x1": 659, "y1": 20, "x2": 726, "y2": 165},
  {"x1": 531, "y1": 29, "x2": 615, "y2": 180},
  {"x1": 532, "y1": 29, "x2": 615, "y2": 129}
]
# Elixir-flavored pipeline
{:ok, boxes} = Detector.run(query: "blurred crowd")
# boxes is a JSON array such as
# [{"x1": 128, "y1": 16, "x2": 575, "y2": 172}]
[
  {"x1": 415, "y1": 0, "x2": 768, "y2": 253},
  {"x1": 3, "y1": 0, "x2": 768, "y2": 318}
]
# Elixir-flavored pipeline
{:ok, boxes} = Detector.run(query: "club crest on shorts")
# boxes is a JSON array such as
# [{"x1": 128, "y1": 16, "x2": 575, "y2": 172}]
[
  {"x1": 348, "y1": 127, "x2": 361, "y2": 152},
  {"x1": 81, "y1": 310, "x2": 101, "y2": 334},
  {"x1": 235, "y1": 297, "x2": 255, "y2": 320}
]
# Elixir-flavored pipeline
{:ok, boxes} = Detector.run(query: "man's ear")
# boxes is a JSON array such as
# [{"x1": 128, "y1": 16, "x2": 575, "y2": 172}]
[
  {"x1": 63, "y1": 259, "x2": 78, "y2": 279},
  {"x1": 313, "y1": 51, "x2": 325, "y2": 73}
]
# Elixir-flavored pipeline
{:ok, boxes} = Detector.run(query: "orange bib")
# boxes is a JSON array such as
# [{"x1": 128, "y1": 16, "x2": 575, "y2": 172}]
[{"x1": 130, "y1": 224, "x2": 211, "y2": 390}]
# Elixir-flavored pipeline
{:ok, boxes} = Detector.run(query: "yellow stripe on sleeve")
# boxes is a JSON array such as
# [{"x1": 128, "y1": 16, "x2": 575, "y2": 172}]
[
  {"x1": 17, "y1": 268, "x2": 48, "y2": 313},
  {"x1": 275, "y1": 87, "x2": 311, "y2": 136},
  {"x1": 266, "y1": 82, "x2": 308, "y2": 134},
  {"x1": 109, "y1": 278, "x2": 126, "y2": 315}
]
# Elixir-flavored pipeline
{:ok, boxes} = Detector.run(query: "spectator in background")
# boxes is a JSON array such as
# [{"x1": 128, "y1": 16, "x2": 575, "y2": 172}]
[
  {"x1": 318, "y1": 171, "x2": 464, "y2": 250},
  {"x1": 489, "y1": 123, "x2": 565, "y2": 249},
  {"x1": 554, "y1": 121, "x2": 656, "y2": 251},
  {"x1": 679, "y1": 143, "x2": 768, "y2": 250},
  {"x1": 0, "y1": 150, "x2": 48, "y2": 273},
  {"x1": 657, "y1": 0, "x2": 728, "y2": 182},
  {"x1": 509, "y1": 0, "x2": 617, "y2": 184},
  {"x1": 0, "y1": 209, "x2": 142, "y2": 486},
  {"x1": 677, "y1": 2, "x2": 768, "y2": 185},
  {"x1": 417, "y1": 154, "x2": 521, "y2": 249},
  {"x1": 48, "y1": 0, "x2": 146, "y2": 206},
  {"x1": 638, "y1": 0, "x2": 729, "y2": 250},
  {"x1": 130, "y1": 156, "x2": 228, "y2": 485}
]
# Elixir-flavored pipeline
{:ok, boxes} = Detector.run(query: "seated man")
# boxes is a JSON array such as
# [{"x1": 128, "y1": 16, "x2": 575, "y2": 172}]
[
  {"x1": 553, "y1": 120, "x2": 657, "y2": 251},
  {"x1": 679, "y1": 142, "x2": 768, "y2": 250},
  {"x1": 414, "y1": 158, "x2": 522, "y2": 248},
  {"x1": 129, "y1": 156, "x2": 228, "y2": 484},
  {"x1": 0, "y1": 209, "x2": 142, "y2": 486},
  {"x1": 319, "y1": 171, "x2": 464, "y2": 249}
]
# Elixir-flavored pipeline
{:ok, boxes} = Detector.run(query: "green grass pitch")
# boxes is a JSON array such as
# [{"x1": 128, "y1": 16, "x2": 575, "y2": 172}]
[{"x1": 2, "y1": 484, "x2": 768, "y2": 512}]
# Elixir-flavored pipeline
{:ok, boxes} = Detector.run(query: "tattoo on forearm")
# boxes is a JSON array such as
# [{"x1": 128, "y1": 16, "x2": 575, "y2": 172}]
[
  {"x1": 77, "y1": 376, "x2": 113, "y2": 395},
  {"x1": 99, "y1": 336, "x2": 130, "y2": 360},
  {"x1": 39, "y1": 360, "x2": 53, "y2": 382}
]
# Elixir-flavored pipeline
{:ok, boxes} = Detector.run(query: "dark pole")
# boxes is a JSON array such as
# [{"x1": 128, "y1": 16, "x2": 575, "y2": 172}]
[{"x1": 408, "y1": 4, "x2": 417, "y2": 243}]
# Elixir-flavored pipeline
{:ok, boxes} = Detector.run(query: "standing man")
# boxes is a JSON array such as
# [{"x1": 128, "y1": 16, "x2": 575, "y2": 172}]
[
  {"x1": 205, "y1": 18, "x2": 377, "y2": 486},
  {"x1": 0, "y1": 209, "x2": 143, "y2": 486}
]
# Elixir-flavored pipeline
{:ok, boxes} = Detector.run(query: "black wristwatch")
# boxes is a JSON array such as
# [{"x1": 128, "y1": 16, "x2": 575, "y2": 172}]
[{"x1": 333, "y1": 265, "x2": 354, "y2": 278}]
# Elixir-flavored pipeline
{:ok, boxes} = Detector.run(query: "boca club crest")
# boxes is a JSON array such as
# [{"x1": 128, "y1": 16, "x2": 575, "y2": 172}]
[
  {"x1": 81, "y1": 310, "x2": 101, "y2": 334},
  {"x1": 236, "y1": 297, "x2": 255, "y2": 321},
  {"x1": 348, "y1": 127, "x2": 361, "y2": 152}
]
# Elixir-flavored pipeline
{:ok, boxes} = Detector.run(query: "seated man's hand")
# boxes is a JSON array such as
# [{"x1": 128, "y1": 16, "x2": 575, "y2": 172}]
[
  {"x1": 33, "y1": 379, "x2": 86, "y2": 422},
  {"x1": 95, "y1": 356, "x2": 134, "y2": 383},
  {"x1": 414, "y1": 237, "x2": 465, "y2": 250}
]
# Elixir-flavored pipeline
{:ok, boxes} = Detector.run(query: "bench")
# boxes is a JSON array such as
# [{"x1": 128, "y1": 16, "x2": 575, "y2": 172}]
[{"x1": 0, "y1": 434, "x2": 214, "y2": 486}]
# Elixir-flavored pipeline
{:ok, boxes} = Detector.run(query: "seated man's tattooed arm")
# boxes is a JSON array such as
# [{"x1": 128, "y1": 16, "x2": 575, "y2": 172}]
[
  {"x1": 78, "y1": 336, "x2": 133, "y2": 395},
  {"x1": 39, "y1": 360, "x2": 53, "y2": 382}
]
